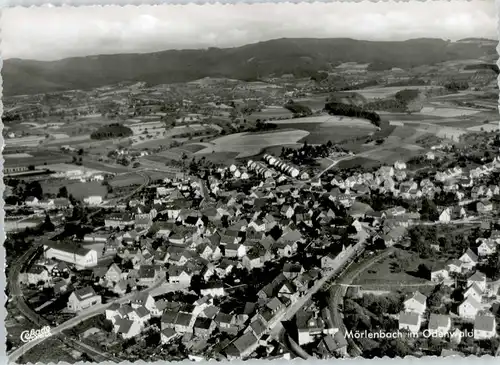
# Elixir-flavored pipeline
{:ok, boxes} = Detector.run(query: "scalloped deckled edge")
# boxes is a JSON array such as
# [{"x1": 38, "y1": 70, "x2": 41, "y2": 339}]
[
  {"x1": 1, "y1": 0, "x2": 500, "y2": 364},
  {"x1": 1, "y1": 3, "x2": 7, "y2": 363},
  {"x1": 0, "y1": 0, "x2": 496, "y2": 7}
]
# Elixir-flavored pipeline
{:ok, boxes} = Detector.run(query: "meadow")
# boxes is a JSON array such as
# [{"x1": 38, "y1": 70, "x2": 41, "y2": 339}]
[
  {"x1": 349, "y1": 85, "x2": 441, "y2": 100},
  {"x1": 195, "y1": 129, "x2": 310, "y2": 158},
  {"x1": 41, "y1": 180, "x2": 107, "y2": 199},
  {"x1": 272, "y1": 115, "x2": 376, "y2": 144}
]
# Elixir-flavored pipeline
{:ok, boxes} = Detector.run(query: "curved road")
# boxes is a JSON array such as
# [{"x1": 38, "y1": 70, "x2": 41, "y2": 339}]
[
  {"x1": 8, "y1": 171, "x2": 152, "y2": 363},
  {"x1": 8, "y1": 278, "x2": 166, "y2": 363}
]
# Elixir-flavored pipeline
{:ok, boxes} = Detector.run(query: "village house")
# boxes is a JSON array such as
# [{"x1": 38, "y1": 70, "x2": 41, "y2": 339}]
[
  {"x1": 128, "y1": 306, "x2": 152, "y2": 327},
  {"x1": 474, "y1": 315, "x2": 497, "y2": 339},
  {"x1": 193, "y1": 317, "x2": 216, "y2": 337},
  {"x1": 404, "y1": 291, "x2": 427, "y2": 315},
  {"x1": 113, "y1": 318, "x2": 141, "y2": 339},
  {"x1": 398, "y1": 312, "x2": 421, "y2": 334},
  {"x1": 476, "y1": 200, "x2": 493, "y2": 214},
  {"x1": 104, "y1": 213, "x2": 134, "y2": 229},
  {"x1": 105, "y1": 263, "x2": 123, "y2": 283},
  {"x1": 459, "y1": 249, "x2": 478, "y2": 271},
  {"x1": 84, "y1": 195, "x2": 103, "y2": 206},
  {"x1": 464, "y1": 283, "x2": 483, "y2": 302},
  {"x1": 21, "y1": 265, "x2": 50, "y2": 285},
  {"x1": 428, "y1": 314, "x2": 451, "y2": 335},
  {"x1": 477, "y1": 239, "x2": 497, "y2": 257},
  {"x1": 296, "y1": 311, "x2": 325, "y2": 345},
  {"x1": 431, "y1": 264, "x2": 450, "y2": 283},
  {"x1": 467, "y1": 271, "x2": 487, "y2": 292},
  {"x1": 458, "y1": 296, "x2": 482, "y2": 320},
  {"x1": 168, "y1": 266, "x2": 192, "y2": 286},
  {"x1": 161, "y1": 328, "x2": 178, "y2": 344},
  {"x1": 67, "y1": 286, "x2": 102, "y2": 312}
]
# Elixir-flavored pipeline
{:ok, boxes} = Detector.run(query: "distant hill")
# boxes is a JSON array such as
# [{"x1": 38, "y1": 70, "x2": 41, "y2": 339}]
[{"x1": 3, "y1": 37, "x2": 497, "y2": 96}]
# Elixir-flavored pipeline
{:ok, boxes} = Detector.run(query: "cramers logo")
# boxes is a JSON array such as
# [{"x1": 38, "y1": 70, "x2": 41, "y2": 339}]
[{"x1": 20, "y1": 326, "x2": 52, "y2": 343}]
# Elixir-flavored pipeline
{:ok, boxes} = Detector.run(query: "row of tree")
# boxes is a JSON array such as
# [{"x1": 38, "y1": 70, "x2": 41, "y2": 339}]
[{"x1": 324, "y1": 102, "x2": 382, "y2": 127}]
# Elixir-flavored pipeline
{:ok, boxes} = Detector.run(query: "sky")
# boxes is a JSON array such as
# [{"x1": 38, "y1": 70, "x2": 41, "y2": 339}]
[{"x1": 2, "y1": 1, "x2": 497, "y2": 61}]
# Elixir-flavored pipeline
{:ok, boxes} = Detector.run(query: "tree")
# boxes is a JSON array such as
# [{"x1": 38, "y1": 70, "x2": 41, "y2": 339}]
[
  {"x1": 25, "y1": 181, "x2": 43, "y2": 199},
  {"x1": 40, "y1": 214, "x2": 55, "y2": 232},
  {"x1": 417, "y1": 263, "x2": 431, "y2": 280},
  {"x1": 420, "y1": 198, "x2": 438, "y2": 221},
  {"x1": 57, "y1": 186, "x2": 69, "y2": 198}
]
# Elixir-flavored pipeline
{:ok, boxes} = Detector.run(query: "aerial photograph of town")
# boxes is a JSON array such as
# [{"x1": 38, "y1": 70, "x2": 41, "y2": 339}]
[{"x1": 2, "y1": 1, "x2": 500, "y2": 363}]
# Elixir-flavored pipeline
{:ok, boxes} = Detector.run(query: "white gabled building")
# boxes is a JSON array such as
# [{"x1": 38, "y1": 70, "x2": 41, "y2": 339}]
[{"x1": 44, "y1": 242, "x2": 98, "y2": 269}]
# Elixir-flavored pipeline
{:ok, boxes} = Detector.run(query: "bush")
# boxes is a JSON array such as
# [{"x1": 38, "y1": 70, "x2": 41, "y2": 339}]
[{"x1": 91, "y1": 123, "x2": 133, "y2": 140}]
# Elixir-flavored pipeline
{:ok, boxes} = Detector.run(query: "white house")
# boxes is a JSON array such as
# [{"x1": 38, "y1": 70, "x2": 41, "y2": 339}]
[
  {"x1": 467, "y1": 271, "x2": 487, "y2": 292},
  {"x1": 168, "y1": 266, "x2": 192, "y2": 286},
  {"x1": 84, "y1": 195, "x2": 103, "y2": 206},
  {"x1": 428, "y1": 314, "x2": 451, "y2": 335},
  {"x1": 438, "y1": 208, "x2": 451, "y2": 223},
  {"x1": 114, "y1": 318, "x2": 141, "y2": 339},
  {"x1": 459, "y1": 249, "x2": 478, "y2": 271},
  {"x1": 394, "y1": 161, "x2": 407, "y2": 170},
  {"x1": 477, "y1": 240, "x2": 496, "y2": 257},
  {"x1": 404, "y1": 292, "x2": 427, "y2": 315},
  {"x1": 458, "y1": 296, "x2": 482, "y2": 320},
  {"x1": 431, "y1": 268, "x2": 450, "y2": 283},
  {"x1": 67, "y1": 287, "x2": 102, "y2": 312},
  {"x1": 474, "y1": 315, "x2": 497, "y2": 339},
  {"x1": 399, "y1": 312, "x2": 421, "y2": 334},
  {"x1": 464, "y1": 283, "x2": 483, "y2": 302}
]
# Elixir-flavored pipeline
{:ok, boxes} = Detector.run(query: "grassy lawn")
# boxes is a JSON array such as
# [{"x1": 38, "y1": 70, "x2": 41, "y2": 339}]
[
  {"x1": 353, "y1": 248, "x2": 436, "y2": 293},
  {"x1": 19, "y1": 337, "x2": 77, "y2": 364}
]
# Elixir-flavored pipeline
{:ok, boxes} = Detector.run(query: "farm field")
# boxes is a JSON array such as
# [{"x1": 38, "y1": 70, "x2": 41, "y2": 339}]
[
  {"x1": 272, "y1": 115, "x2": 376, "y2": 144},
  {"x1": 44, "y1": 135, "x2": 92, "y2": 146},
  {"x1": 40, "y1": 179, "x2": 108, "y2": 199},
  {"x1": 293, "y1": 95, "x2": 329, "y2": 111},
  {"x1": 249, "y1": 107, "x2": 293, "y2": 121},
  {"x1": 335, "y1": 156, "x2": 382, "y2": 170},
  {"x1": 109, "y1": 172, "x2": 146, "y2": 187},
  {"x1": 417, "y1": 106, "x2": 482, "y2": 118},
  {"x1": 467, "y1": 123, "x2": 499, "y2": 132},
  {"x1": 195, "y1": 129, "x2": 310, "y2": 159},
  {"x1": 4, "y1": 150, "x2": 71, "y2": 168},
  {"x1": 349, "y1": 85, "x2": 442, "y2": 100}
]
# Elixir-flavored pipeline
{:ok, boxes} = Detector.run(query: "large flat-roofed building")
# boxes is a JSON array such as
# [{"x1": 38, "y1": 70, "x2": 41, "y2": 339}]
[{"x1": 43, "y1": 242, "x2": 98, "y2": 269}]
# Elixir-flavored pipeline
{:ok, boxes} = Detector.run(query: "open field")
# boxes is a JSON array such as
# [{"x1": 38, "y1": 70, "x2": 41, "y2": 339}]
[
  {"x1": 195, "y1": 129, "x2": 310, "y2": 159},
  {"x1": 353, "y1": 249, "x2": 431, "y2": 291},
  {"x1": 293, "y1": 95, "x2": 329, "y2": 111},
  {"x1": 80, "y1": 160, "x2": 132, "y2": 174},
  {"x1": 417, "y1": 106, "x2": 482, "y2": 118},
  {"x1": 349, "y1": 85, "x2": 442, "y2": 100},
  {"x1": 272, "y1": 115, "x2": 376, "y2": 144},
  {"x1": 467, "y1": 123, "x2": 499, "y2": 132},
  {"x1": 109, "y1": 172, "x2": 146, "y2": 187},
  {"x1": 335, "y1": 157, "x2": 382, "y2": 170},
  {"x1": 4, "y1": 150, "x2": 71, "y2": 168},
  {"x1": 44, "y1": 135, "x2": 92, "y2": 146},
  {"x1": 40, "y1": 179, "x2": 108, "y2": 199},
  {"x1": 249, "y1": 106, "x2": 293, "y2": 121}
]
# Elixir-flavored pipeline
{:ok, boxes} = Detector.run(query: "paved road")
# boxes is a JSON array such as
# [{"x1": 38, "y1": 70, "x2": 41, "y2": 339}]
[
  {"x1": 8, "y1": 278, "x2": 166, "y2": 363},
  {"x1": 8, "y1": 172, "x2": 153, "y2": 363},
  {"x1": 269, "y1": 242, "x2": 365, "y2": 343}
]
